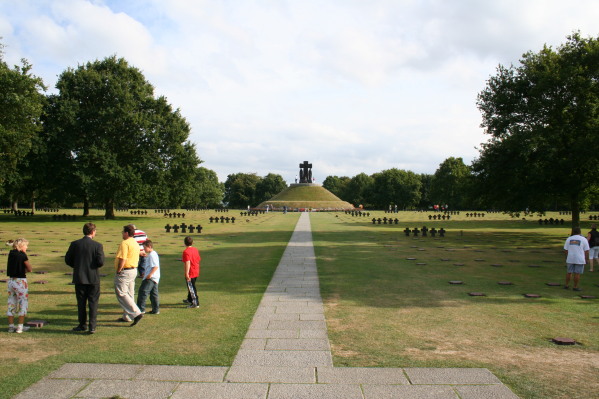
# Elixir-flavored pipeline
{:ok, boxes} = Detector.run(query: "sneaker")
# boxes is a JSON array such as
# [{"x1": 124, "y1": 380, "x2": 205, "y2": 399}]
[
  {"x1": 187, "y1": 304, "x2": 199, "y2": 308},
  {"x1": 130, "y1": 313, "x2": 144, "y2": 326},
  {"x1": 8, "y1": 325, "x2": 15, "y2": 333},
  {"x1": 182, "y1": 299, "x2": 191, "y2": 304},
  {"x1": 15, "y1": 325, "x2": 30, "y2": 333},
  {"x1": 149, "y1": 310, "x2": 160, "y2": 315}
]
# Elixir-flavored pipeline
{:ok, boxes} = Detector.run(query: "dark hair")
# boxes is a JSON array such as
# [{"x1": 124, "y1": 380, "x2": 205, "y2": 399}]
[
  {"x1": 572, "y1": 227, "x2": 582, "y2": 235},
  {"x1": 184, "y1": 236, "x2": 193, "y2": 246},
  {"x1": 83, "y1": 222, "x2": 96, "y2": 236},
  {"x1": 142, "y1": 239, "x2": 153, "y2": 248},
  {"x1": 123, "y1": 225, "x2": 135, "y2": 237}
]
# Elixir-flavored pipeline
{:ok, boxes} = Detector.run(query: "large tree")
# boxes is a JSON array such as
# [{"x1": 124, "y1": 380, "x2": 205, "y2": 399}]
[
  {"x1": 255, "y1": 173, "x2": 287, "y2": 204},
  {"x1": 48, "y1": 56, "x2": 200, "y2": 217},
  {"x1": 430, "y1": 157, "x2": 471, "y2": 210},
  {"x1": 224, "y1": 172, "x2": 261, "y2": 208},
  {"x1": 371, "y1": 168, "x2": 421, "y2": 209},
  {"x1": 0, "y1": 43, "x2": 46, "y2": 207},
  {"x1": 474, "y1": 33, "x2": 599, "y2": 227},
  {"x1": 322, "y1": 175, "x2": 350, "y2": 199},
  {"x1": 344, "y1": 172, "x2": 374, "y2": 208}
]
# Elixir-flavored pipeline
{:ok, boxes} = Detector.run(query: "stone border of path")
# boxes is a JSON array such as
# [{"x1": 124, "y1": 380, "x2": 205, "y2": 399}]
[{"x1": 14, "y1": 213, "x2": 520, "y2": 399}]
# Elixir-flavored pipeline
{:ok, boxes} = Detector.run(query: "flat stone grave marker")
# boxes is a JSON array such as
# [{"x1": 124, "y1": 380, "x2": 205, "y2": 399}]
[
  {"x1": 34, "y1": 280, "x2": 48, "y2": 284},
  {"x1": 35, "y1": 271, "x2": 48, "y2": 274},
  {"x1": 524, "y1": 294, "x2": 541, "y2": 298},
  {"x1": 508, "y1": 260, "x2": 519, "y2": 263},
  {"x1": 416, "y1": 262, "x2": 426, "y2": 265},
  {"x1": 552, "y1": 337, "x2": 576, "y2": 345},
  {"x1": 27, "y1": 320, "x2": 48, "y2": 328},
  {"x1": 453, "y1": 263, "x2": 465, "y2": 266},
  {"x1": 528, "y1": 265, "x2": 542, "y2": 268},
  {"x1": 546, "y1": 283, "x2": 561, "y2": 286},
  {"x1": 468, "y1": 292, "x2": 486, "y2": 296},
  {"x1": 580, "y1": 295, "x2": 596, "y2": 299},
  {"x1": 491, "y1": 264, "x2": 503, "y2": 267},
  {"x1": 418, "y1": 248, "x2": 425, "y2": 251},
  {"x1": 449, "y1": 281, "x2": 464, "y2": 285},
  {"x1": 406, "y1": 257, "x2": 416, "y2": 260},
  {"x1": 497, "y1": 281, "x2": 513, "y2": 285},
  {"x1": 440, "y1": 258, "x2": 450, "y2": 261},
  {"x1": 475, "y1": 258, "x2": 485, "y2": 261},
  {"x1": 0, "y1": 279, "x2": 7, "y2": 283}
]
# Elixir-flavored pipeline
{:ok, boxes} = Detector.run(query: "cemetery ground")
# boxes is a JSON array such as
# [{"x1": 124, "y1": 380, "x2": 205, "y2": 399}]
[
  {"x1": 311, "y1": 211, "x2": 599, "y2": 399},
  {"x1": 0, "y1": 210, "x2": 596, "y2": 399}
]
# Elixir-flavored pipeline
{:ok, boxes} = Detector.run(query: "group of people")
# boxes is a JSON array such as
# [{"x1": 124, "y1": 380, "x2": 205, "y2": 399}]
[
  {"x1": 6, "y1": 223, "x2": 599, "y2": 333},
  {"x1": 6, "y1": 222, "x2": 201, "y2": 334}
]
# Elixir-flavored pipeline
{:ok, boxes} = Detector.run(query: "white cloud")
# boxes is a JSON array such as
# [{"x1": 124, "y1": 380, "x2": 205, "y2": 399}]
[{"x1": 1, "y1": 0, "x2": 599, "y2": 184}]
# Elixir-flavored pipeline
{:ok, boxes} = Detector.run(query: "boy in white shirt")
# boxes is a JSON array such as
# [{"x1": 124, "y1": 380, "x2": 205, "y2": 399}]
[{"x1": 136, "y1": 240, "x2": 160, "y2": 314}]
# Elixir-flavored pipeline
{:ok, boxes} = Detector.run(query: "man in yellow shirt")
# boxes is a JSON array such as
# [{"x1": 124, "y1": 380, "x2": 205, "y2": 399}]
[{"x1": 114, "y1": 225, "x2": 143, "y2": 326}]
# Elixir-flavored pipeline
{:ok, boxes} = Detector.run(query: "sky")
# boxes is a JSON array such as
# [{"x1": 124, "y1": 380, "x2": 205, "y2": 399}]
[{"x1": 1, "y1": 0, "x2": 598, "y2": 184}]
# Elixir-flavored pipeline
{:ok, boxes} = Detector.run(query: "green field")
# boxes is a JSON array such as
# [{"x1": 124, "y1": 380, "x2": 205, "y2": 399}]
[
  {"x1": 311, "y1": 211, "x2": 599, "y2": 399},
  {"x1": 1, "y1": 209, "x2": 597, "y2": 399},
  {"x1": 0, "y1": 209, "x2": 299, "y2": 399}
]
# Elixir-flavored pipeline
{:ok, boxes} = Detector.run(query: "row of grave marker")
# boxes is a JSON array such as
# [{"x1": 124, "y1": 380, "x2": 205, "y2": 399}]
[{"x1": 164, "y1": 223, "x2": 203, "y2": 233}]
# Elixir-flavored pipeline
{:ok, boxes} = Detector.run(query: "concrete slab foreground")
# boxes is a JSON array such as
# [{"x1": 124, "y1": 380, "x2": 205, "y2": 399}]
[{"x1": 13, "y1": 213, "x2": 520, "y2": 399}]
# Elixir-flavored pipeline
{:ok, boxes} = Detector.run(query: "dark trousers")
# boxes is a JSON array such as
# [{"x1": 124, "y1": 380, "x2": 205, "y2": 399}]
[
  {"x1": 75, "y1": 284, "x2": 100, "y2": 330},
  {"x1": 187, "y1": 277, "x2": 198, "y2": 305},
  {"x1": 137, "y1": 279, "x2": 159, "y2": 312}
]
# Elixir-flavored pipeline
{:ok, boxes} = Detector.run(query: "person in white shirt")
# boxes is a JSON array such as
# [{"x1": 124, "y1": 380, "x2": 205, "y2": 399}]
[
  {"x1": 136, "y1": 240, "x2": 160, "y2": 314},
  {"x1": 563, "y1": 227, "x2": 590, "y2": 291}
]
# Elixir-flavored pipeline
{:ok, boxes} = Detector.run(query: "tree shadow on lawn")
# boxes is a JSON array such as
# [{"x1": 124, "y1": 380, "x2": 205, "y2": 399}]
[{"x1": 313, "y1": 228, "x2": 598, "y2": 310}]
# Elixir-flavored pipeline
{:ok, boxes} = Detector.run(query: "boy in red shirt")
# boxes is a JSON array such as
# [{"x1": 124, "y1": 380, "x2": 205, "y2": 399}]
[{"x1": 182, "y1": 236, "x2": 200, "y2": 308}]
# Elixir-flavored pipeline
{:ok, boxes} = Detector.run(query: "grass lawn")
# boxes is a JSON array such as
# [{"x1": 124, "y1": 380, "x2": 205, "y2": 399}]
[
  {"x1": 311, "y1": 211, "x2": 599, "y2": 399},
  {"x1": 0, "y1": 209, "x2": 299, "y2": 399}
]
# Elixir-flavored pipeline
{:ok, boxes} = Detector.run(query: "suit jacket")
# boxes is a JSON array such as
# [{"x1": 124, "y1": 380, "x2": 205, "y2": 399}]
[{"x1": 65, "y1": 236, "x2": 105, "y2": 285}]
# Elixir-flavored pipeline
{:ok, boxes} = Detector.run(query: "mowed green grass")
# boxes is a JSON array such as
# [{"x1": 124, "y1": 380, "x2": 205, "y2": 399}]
[
  {"x1": 311, "y1": 211, "x2": 599, "y2": 399},
  {"x1": 0, "y1": 210, "x2": 299, "y2": 399}
]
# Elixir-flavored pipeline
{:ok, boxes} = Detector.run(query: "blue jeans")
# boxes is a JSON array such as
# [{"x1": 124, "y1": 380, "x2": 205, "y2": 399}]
[{"x1": 137, "y1": 279, "x2": 159, "y2": 313}]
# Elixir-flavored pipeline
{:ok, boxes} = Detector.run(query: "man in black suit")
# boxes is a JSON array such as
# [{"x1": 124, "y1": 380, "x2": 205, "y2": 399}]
[{"x1": 65, "y1": 222, "x2": 105, "y2": 334}]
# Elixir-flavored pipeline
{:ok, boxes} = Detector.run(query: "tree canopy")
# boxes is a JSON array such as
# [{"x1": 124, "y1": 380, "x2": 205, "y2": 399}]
[
  {"x1": 474, "y1": 32, "x2": 599, "y2": 227},
  {"x1": 47, "y1": 56, "x2": 201, "y2": 217},
  {"x1": 0, "y1": 45, "x2": 46, "y2": 203}
]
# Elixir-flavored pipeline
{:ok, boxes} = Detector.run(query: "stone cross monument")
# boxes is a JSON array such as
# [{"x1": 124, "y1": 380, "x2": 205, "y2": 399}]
[{"x1": 299, "y1": 161, "x2": 313, "y2": 183}]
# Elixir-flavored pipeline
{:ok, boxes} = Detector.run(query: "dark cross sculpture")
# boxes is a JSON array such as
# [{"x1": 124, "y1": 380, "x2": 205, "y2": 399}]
[{"x1": 299, "y1": 161, "x2": 312, "y2": 183}]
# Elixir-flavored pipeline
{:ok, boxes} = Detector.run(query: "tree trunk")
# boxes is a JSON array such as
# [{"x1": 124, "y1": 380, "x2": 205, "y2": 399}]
[
  {"x1": 571, "y1": 195, "x2": 580, "y2": 232},
  {"x1": 11, "y1": 200, "x2": 17, "y2": 211},
  {"x1": 83, "y1": 197, "x2": 90, "y2": 217},
  {"x1": 31, "y1": 198, "x2": 35, "y2": 213},
  {"x1": 104, "y1": 198, "x2": 115, "y2": 219}
]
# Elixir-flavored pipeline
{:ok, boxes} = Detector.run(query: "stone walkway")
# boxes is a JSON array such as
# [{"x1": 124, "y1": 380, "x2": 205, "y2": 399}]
[{"x1": 15, "y1": 213, "x2": 520, "y2": 399}]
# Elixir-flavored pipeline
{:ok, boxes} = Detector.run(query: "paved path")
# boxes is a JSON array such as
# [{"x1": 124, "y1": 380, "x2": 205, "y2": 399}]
[{"x1": 15, "y1": 213, "x2": 520, "y2": 399}]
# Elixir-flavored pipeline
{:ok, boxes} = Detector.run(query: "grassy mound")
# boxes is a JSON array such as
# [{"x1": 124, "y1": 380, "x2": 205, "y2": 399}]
[{"x1": 257, "y1": 184, "x2": 354, "y2": 210}]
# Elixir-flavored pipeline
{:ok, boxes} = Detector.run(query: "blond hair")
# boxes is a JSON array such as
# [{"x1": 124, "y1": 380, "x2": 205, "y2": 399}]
[{"x1": 12, "y1": 238, "x2": 29, "y2": 251}]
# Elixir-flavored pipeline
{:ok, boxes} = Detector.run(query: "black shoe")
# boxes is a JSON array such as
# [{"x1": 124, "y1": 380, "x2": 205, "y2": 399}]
[
  {"x1": 149, "y1": 310, "x2": 160, "y2": 314},
  {"x1": 72, "y1": 325, "x2": 86, "y2": 332},
  {"x1": 182, "y1": 299, "x2": 191, "y2": 304},
  {"x1": 116, "y1": 317, "x2": 130, "y2": 322},
  {"x1": 88, "y1": 329, "x2": 96, "y2": 334},
  {"x1": 131, "y1": 313, "x2": 144, "y2": 326}
]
